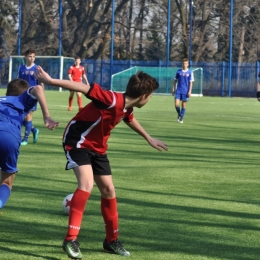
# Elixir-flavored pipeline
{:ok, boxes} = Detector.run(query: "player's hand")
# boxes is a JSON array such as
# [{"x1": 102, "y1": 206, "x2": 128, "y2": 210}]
[
  {"x1": 35, "y1": 66, "x2": 53, "y2": 85},
  {"x1": 44, "y1": 117, "x2": 60, "y2": 130},
  {"x1": 148, "y1": 137, "x2": 168, "y2": 152}
]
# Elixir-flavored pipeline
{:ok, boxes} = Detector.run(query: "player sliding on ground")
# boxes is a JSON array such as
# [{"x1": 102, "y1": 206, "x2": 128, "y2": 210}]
[
  {"x1": 35, "y1": 66, "x2": 168, "y2": 259},
  {"x1": 0, "y1": 79, "x2": 59, "y2": 209}
]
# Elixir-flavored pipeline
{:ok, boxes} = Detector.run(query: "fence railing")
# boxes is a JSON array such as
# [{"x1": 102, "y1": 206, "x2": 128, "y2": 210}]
[{"x1": 0, "y1": 58, "x2": 259, "y2": 97}]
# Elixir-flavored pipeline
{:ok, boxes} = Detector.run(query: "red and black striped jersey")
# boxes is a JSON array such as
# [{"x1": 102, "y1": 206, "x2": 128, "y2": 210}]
[{"x1": 63, "y1": 83, "x2": 134, "y2": 154}]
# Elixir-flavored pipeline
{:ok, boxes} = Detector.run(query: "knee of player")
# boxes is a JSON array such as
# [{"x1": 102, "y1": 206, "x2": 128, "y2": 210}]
[
  {"x1": 100, "y1": 184, "x2": 115, "y2": 198},
  {"x1": 78, "y1": 181, "x2": 94, "y2": 192}
]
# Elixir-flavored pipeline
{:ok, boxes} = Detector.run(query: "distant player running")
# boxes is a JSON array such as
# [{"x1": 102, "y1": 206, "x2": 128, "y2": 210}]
[
  {"x1": 18, "y1": 48, "x2": 44, "y2": 145},
  {"x1": 172, "y1": 58, "x2": 194, "y2": 123},
  {"x1": 68, "y1": 57, "x2": 89, "y2": 111},
  {"x1": 0, "y1": 79, "x2": 59, "y2": 209}
]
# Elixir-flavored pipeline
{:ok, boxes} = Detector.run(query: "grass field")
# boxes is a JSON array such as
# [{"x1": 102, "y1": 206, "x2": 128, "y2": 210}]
[{"x1": 0, "y1": 89, "x2": 260, "y2": 260}]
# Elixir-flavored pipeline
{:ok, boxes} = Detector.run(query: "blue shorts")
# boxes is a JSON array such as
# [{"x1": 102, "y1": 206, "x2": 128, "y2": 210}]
[
  {"x1": 175, "y1": 93, "x2": 189, "y2": 102},
  {"x1": 0, "y1": 130, "x2": 20, "y2": 173},
  {"x1": 30, "y1": 102, "x2": 38, "y2": 111}
]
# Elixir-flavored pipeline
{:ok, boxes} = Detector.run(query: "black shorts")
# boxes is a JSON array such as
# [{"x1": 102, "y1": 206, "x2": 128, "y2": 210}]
[{"x1": 63, "y1": 145, "x2": 112, "y2": 175}]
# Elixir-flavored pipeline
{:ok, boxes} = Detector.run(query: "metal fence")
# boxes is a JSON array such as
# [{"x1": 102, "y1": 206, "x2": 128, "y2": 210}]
[{"x1": 0, "y1": 58, "x2": 259, "y2": 97}]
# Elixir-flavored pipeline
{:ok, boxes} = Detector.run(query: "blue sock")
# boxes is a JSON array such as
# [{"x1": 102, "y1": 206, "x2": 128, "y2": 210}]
[
  {"x1": 175, "y1": 106, "x2": 181, "y2": 117},
  {"x1": 0, "y1": 184, "x2": 11, "y2": 209},
  {"x1": 24, "y1": 121, "x2": 33, "y2": 139},
  {"x1": 31, "y1": 126, "x2": 37, "y2": 134},
  {"x1": 180, "y1": 108, "x2": 186, "y2": 119}
]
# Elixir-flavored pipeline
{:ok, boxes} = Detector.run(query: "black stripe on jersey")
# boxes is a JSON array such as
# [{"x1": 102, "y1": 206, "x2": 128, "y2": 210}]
[
  {"x1": 64, "y1": 120, "x2": 97, "y2": 147},
  {"x1": 92, "y1": 99, "x2": 110, "y2": 109}
]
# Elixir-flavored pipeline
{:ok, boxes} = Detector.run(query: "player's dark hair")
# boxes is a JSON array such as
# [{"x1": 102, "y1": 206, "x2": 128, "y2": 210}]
[
  {"x1": 182, "y1": 58, "x2": 189, "y2": 62},
  {"x1": 75, "y1": 56, "x2": 81, "y2": 60},
  {"x1": 25, "y1": 48, "x2": 36, "y2": 56},
  {"x1": 125, "y1": 71, "x2": 159, "y2": 98},
  {"x1": 6, "y1": 79, "x2": 29, "y2": 96}
]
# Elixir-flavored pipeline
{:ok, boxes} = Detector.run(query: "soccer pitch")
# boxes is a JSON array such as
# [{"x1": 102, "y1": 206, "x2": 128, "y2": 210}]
[{"x1": 0, "y1": 90, "x2": 259, "y2": 260}]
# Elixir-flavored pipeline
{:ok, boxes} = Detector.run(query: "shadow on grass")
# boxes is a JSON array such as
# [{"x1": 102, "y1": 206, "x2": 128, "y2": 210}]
[
  {"x1": 0, "y1": 241, "x2": 60, "y2": 260},
  {"x1": 116, "y1": 187, "x2": 260, "y2": 207},
  {"x1": 1, "y1": 185, "x2": 259, "y2": 260}
]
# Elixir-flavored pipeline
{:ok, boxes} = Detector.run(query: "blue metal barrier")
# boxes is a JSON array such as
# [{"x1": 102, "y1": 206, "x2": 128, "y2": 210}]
[{"x1": 1, "y1": 58, "x2": 259, "y2": 97}]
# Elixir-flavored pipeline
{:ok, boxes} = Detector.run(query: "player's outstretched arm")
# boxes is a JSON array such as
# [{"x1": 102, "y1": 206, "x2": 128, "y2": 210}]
[
  {"x1": 30, "y1": 85, "x2": 60, "y2": 130},
  {"x1": 124, "y1": 118, "x2": 168, "y2": 152},
  {"x1": 35, "y1": 66, "x2": 90, "y2": 95}
]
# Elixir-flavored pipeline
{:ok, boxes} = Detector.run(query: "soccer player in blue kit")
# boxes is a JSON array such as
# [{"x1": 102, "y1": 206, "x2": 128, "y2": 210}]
[
  {"x1": 172, "y1": 58, "x2": 194, "y2": 123},
  {"x1": 0, "y1": 79, "x2": 59, "y2": 209},
  {"x1": 18, "y1": 48, "x2": 44, "y2": 145}
]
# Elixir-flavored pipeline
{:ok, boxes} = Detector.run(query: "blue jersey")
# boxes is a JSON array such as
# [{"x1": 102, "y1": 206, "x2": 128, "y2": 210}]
[
  {"x1": 0, "y1": 88, "x2": 37, "y2": 142},
  {"x1": 18, "y1": 64, "x2": 39, "y2": 87},
  {"x1": 174, "y1": 69, "x2": 194, "y2": 94}
]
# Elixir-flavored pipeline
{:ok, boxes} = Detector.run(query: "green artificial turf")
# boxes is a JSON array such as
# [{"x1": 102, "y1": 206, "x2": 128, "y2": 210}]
[{"x1": 0, "y1": 89, "x2": 259, "y2": 259}]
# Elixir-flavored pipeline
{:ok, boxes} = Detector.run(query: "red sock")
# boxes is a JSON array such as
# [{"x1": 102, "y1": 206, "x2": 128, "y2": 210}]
[
  {"x1": 77, "y1": 96, "x2": 83, "y2": 108},
  {"x1": 65, "y1": 189, "x2": 90, "y2": 241},
  {"x1": 101, "y1": 197, "x2": 118, "y2": 242},
  {"x1": 69, "y1": 97, "x2": 73, "y2": 107}
]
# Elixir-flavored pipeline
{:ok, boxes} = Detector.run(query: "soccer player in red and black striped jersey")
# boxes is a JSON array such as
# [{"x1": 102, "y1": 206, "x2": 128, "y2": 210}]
[
  {"x1": 35, "y1": 66, "x2": 168, "y2": 259},
  {"x1": 68, "y1": 57, "x2": 89, "y2": 111}
]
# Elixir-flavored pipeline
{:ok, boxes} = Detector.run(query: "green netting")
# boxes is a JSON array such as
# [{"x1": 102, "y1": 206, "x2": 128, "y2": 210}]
[{"x1": 111, "y1": 66, "x2": 203, "y2": 96}]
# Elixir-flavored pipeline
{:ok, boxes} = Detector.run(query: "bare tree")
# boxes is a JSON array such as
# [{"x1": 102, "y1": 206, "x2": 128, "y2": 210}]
[
  {"x1": 1, "y1": 0, "x2": 260, "y2": 62},
  {"x1": 0, "y1": 0, "x2": 19, "y2": 58}
]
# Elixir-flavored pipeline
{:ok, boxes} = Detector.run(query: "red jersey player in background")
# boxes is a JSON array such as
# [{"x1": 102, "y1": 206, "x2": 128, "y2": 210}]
[
  {"x1": 68, "y1": 57, "x2": 89, "y2": 111},
  {"x1": 35, "y1": 65, "x2": 168, "y2": 260}
]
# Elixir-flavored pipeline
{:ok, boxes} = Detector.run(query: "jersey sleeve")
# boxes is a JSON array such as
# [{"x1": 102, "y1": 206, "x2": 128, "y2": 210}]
[
  {"x1": 68, "y1": 66, "x2": 73, "y2": 74},
  {"x1": 81, "y1": 66, "x2": 85, "y2": 75},
  {"x1": 123, "y1": 109, "x2": 134, "y2": 123},
  {"x1": 86, "y1": 83, "x2": 115, "y2": 109},
  {"x1": 18, "y1": 88, "x2": 38, "y2": 113},
  {"x1": 190, "y1": 71, "x2": 194, "y2": 82},
  {"x1": 174, "y1": 70, "x2": 181, "y2": 80},
  {"x1": 18, "y1": 66, "x2": 22, "y2": 78}
]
